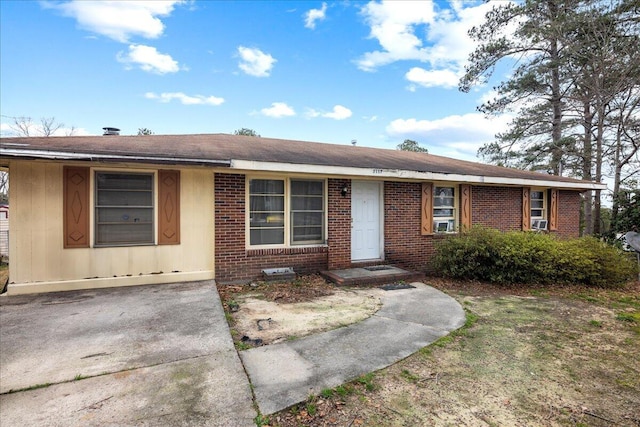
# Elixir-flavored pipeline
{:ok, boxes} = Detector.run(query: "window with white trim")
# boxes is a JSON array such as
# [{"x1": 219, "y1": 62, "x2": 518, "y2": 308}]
[
  {"x1": 291, "y1": 180, "x2": 324, "y2": 244},
  {"x1": 531, "y1": 190, "x2": 545, "y2": 219},
  {"x1": 249, "y1": 179, "x2": 285, "y2": 245},
  {"x1": 433, "y1": 186, "x2": 456, "y2": 233},
  {"x1": 530, "y1": 190, "x2": 547, "y2": 229},
  {"x1": 95, "y1": 172, "x2": 154, "y2": 246},
  {"x1": 248, "y1": 178, "x2": 325, "y2": 246}
]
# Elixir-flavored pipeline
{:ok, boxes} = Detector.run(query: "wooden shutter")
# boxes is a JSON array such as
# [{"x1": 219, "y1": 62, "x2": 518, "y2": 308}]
[
  {"x1": 522, "y1": 187, "x2": 531, "y2": 230},
  {"x1": 63, "y1": 166, "x2": 90, "y2": 248},
  {"x1": 460, "y1": 184, "x2": 472, "y2": 230},
  {"x1": 421, "y1": 182, "x2": 433, "y2": 235},
  {"x1": 158, "y1": 170, "x2": 180, "y2": 245},
  {"x1": 549, "y1": 188, "x2": 559, "y2": 231}
]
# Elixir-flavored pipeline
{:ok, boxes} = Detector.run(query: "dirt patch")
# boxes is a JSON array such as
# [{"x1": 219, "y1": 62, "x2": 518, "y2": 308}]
[
  {"x1": 232, "y1": 289, "x2": 383, "y2": 345},
  {"x1": 261, "y1": 278, "x2": 640, "y2": 427},
  {"x1": 0, "y1": 264, "x2": 8, "y2": 292},
  {"x1": 220, "y1": 274, "x2": 385, "y2": 346}
]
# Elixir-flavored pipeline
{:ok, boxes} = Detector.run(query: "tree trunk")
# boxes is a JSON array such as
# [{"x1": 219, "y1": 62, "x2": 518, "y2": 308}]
[
  {"x1": 548, "y1": 0, "x2": 564, "y2": 176},
  {"x1": 593, "y1": 96, "x2": 606, "y2": 236},
  {"x1": 582, "y1": 98, "x2": 594, "y2": 235}
]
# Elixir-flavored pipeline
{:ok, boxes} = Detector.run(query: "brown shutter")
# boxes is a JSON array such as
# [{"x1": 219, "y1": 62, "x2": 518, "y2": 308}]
[
  {"x1": 421, "y1": 182, "x2": 433, "y2": 235},
  {"x1": 63, "y1": 166, "x2": 90, "y2": 248},
  {"x1": 460, "y1": 184, "x2": 472, "y2": 230},
  {"x1": 158, "y1": 170, "x2": 180, "y2": 245},
  {"x1": 549, "y1": 188, "x2": 559, "y2": 231},
  {"x1": 522, "y1": 187, "x2": 531, "y2": 230}
]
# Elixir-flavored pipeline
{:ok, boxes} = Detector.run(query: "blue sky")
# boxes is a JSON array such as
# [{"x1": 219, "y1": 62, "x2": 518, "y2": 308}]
[{"x1": 0, "y1": 0, "x2": 511, "y2": 161}]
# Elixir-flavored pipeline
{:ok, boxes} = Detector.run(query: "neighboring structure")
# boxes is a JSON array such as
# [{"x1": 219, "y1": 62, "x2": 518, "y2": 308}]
[
  {"x1": 0, "y1": 134, "x2": 606, "y2": 294},
  {"x1": 0, "y1": 204, "x2": 8, "y2": 261}
]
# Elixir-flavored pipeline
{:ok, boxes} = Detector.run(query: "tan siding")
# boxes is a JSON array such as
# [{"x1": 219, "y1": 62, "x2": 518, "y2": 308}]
[{"x1": 8, "y1": 161, "x2": 215, "y2": 292}]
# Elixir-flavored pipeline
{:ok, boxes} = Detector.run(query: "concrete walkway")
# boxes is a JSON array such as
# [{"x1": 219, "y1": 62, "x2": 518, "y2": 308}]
[
  {"x1": 0, "y1": 281, "x2": 256, "y2": 427},
  {"x1": 1, "y1": 280, "x2": 465, "y2": 423},
  {"x1": 240, "y1": 282, "x2": 466, "y2": 415}
]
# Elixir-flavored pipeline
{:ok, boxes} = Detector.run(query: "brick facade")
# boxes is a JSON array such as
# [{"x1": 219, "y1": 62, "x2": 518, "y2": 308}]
[
  {"x1": 214, "y1": 173, "x2": 584, "y2": 283},
  {"x1": 556, "y1": 190, "x2": 582, "y2": 238},
  {"x1": 471, "y1": 186, "x2": 523, "y2": 231},
  {"x1": 384, "y1": 181, "x2": 437, "y2": 270},
  {"x1": 214, "y1": 173, "x2": 330, "y2": 283},
  {"x1": 327, "y1": 179, "x2": 351, "y2": 270}
]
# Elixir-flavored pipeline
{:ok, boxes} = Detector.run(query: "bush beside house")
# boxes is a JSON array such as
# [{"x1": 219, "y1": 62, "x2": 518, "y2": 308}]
[{"x1": 433, "y1": 227, "x2": 637, "y2": 287}]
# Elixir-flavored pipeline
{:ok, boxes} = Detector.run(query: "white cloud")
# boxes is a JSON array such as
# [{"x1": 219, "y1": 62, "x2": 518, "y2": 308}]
[
  {"x1": 145, "y1": 92, "x2": 225, "y2": 106},
  {"x1": 356, "y1": 1, "x2": 497, "y2": 90},
  {"x1": 117, "y1": 44, "x2": 181, "y2": 74},
  {"x1": 304, "y1": 2, "x2": 328, "y2": 29},
  {"x1": 237, "y1": 46, "x2": 276, "y2": 77},
  {"x1": 260, "y1": 102, "x2": 296, "y2": 118},
  {"x1": 356, "y1": 1, "x2": 436, "y2": 71},
  {"x1": 405, "y1": 67, "x2": 460, "y2": 89},
  {"x1": 306, "y1": 105, "x2": 352, "y2": 120},
  {"x1": 45, "y1": 0, "x2": 185, "y2": 43},
  {"x1": 0, "y1": 123, "x2": 12, "y2": 136},
  {"x1": 386, "y1": 113, "x2": 512, "y2": 158},
  {"x1": 477, "y1": 88, "x2": 500, "y2": 106}
]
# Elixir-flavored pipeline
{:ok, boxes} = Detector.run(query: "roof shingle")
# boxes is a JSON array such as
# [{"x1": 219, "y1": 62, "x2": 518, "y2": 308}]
[{"x1": 0, "y1": 133, "x2": 602, "y2": 188}]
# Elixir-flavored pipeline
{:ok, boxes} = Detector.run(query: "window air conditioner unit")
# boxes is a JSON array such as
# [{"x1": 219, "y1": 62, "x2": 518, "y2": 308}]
[
  {"x1": 434, "y1": 220, "x2": 451, "y2": 233},
  {"x1": 531, "y1": 219, "x2": 548, "y2": 230}
]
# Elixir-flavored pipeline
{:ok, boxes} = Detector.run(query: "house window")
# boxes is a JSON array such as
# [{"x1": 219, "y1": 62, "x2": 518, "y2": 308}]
[
  {"x1": 433, "y1": 186, "x2": 456, "y2": 233},
  {"x1": 248, "y1": 178, "x2": 325, "y2": 246},
  {"x1": 95, "y1": 172, "x2": 154, "y2": 246},
  {"x1": 530, "y1": 190, "x2": 547, "y2": 230},
  {"x1": 249, "y1": 179, "x2": 285, "y2": 245},
  {"x1": 531, "y1": 190, "x2": 545, "y2": 219},
  {"x1": 291, "y1": 180, "x2": 324, "y2": 244}
]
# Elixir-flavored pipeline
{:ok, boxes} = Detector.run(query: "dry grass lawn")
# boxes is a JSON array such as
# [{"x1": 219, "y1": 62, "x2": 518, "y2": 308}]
[{"x1": 222, "y1": 277, "x2": 640, "y2": 427}]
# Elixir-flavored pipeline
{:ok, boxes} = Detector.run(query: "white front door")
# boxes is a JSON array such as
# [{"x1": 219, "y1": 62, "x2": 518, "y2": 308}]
[{"x1": 351, "y1": 181, "x2": 382, "y2": 261}]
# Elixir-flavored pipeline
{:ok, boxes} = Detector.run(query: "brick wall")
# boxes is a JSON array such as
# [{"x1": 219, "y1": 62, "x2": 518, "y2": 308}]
[
  {"x1": 327, "y1": 179, "x2": 351, "y2": 269},
  {"x1": 471, "y1": 186, "x2": 523, "y2": 231},
  {"x1": 214, "y1": 173, "x2": 329, "y2": 283},
  {"x1": 214, "y1": 173, "x2": 246, "y2": 281},
  {"x1": 384, "y1": 181, "x2": 438, "y2": 270},
  {"x1": 214, "y1": 174, "x2": 584, "y2": 281},
  {"x1": 556, "y1": 190, "x2": 582, "y2": 238}
]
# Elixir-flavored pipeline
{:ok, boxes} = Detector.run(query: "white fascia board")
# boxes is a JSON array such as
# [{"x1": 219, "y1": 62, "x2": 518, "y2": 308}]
[
  {"x1": 0, "y1": 148, "x2": 231, "y2": 167},
  {"x1": 230, "y1": 159, "x2": 608, "y2": 191}
]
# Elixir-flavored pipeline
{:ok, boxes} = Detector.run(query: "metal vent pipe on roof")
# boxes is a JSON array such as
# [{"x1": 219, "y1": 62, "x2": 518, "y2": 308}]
[{"x1": 102, "y1": 127, "x2": 120, "y2": 136}]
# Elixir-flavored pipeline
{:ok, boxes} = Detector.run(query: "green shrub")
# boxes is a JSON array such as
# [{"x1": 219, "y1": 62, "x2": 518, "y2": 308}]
[
  {"x1": 555, "y1": 237, "x2": 637, "y2": 287},
  {"x1": 432, "y1": 226, "x2": 503, "y2": 281},
  {"x1": 433, "y1": 227, "x2": 637, "y2": 287}
]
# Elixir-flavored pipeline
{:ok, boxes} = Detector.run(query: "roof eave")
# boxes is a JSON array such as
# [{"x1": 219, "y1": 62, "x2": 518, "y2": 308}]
[
  {"x1": 230, "y1": 159, "x2": 608, "y2": 191},
  {"x1": 0, "y1": 148, "x2": 232, "y2": 168}
]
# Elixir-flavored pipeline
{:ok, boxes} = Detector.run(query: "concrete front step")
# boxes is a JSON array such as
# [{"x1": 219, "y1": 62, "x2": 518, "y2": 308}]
[{"x1": 320, "y1": 265, "x2": 423, "y2": 286}]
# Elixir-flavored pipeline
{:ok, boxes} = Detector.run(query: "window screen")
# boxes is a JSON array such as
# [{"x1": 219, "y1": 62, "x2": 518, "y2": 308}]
[
  {"x1": 531, "y1": 191, "x2": 545, "y2": 218},
  {"x1": 95, "y1": 172, "x2": 154, "y2": 246},
  {"x1": 249, "y1": 179, "x2": 285, "y2": 245},
  {"x1": 291, "y1": 180, "x2": 324, "y2": 244},
  {"x1": 433, "y1": 186, "x2": 456, "y2": 233}
]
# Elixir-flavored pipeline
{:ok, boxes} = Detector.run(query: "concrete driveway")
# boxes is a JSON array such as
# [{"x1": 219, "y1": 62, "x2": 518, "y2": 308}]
[{"x1": 0, "y1": 281, "x2": 256, "y2": 427}]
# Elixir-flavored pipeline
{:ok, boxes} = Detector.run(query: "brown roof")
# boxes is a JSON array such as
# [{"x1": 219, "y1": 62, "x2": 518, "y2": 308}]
[{"x1": 0, "y1": 133, "x2": 600, "y2": 187}]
